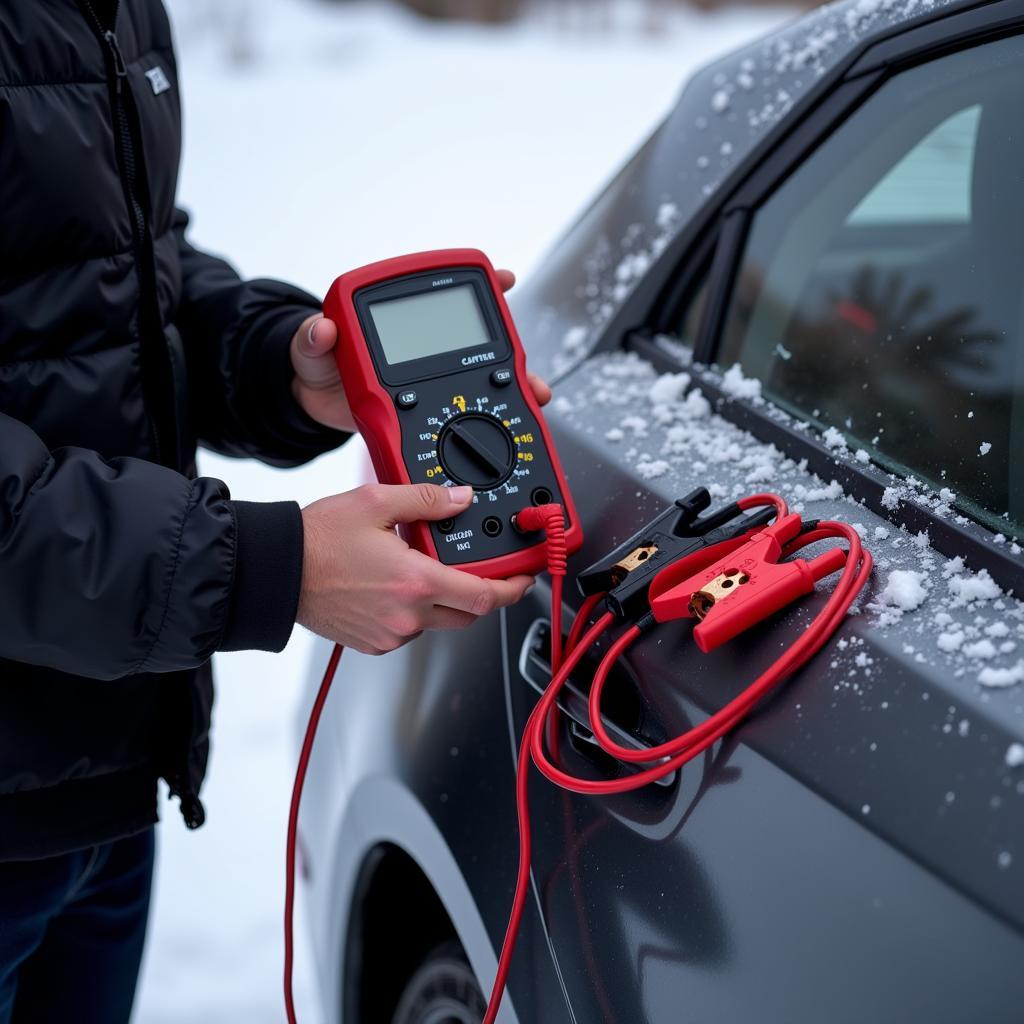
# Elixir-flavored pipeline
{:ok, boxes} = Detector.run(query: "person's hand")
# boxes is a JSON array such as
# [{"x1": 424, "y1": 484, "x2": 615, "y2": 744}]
[
  {"x1": 296, "y1": 482, "x2": 535, "y2": 655},
  {"x1": 290, "y1": 269, "x2": 552, "y2": 432}
]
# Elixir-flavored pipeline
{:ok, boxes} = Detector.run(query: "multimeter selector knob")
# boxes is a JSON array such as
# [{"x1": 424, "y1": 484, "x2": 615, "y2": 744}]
[{"x1": 438, "y1": 413, "x2": 517, "y2": 490}]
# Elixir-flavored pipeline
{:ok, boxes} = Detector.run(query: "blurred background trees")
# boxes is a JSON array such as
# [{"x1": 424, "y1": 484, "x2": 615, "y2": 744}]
[
  {"x1": 170, "y1": 0, "x2": 800, "y2": 65},
  {"x1": 327, "y1": 0, "x2": 787, "y2": 25}
]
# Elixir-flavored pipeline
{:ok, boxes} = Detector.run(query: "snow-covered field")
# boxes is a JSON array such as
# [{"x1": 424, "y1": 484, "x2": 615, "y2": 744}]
[{"x1": 132, "y1": 2, "x2": 794, "y2": 1020}]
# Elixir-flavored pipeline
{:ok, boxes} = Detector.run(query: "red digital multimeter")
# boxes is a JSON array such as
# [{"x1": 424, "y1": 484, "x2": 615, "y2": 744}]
[{"x1": 323, "y1": 249, "x2": 583, "y2": 579}]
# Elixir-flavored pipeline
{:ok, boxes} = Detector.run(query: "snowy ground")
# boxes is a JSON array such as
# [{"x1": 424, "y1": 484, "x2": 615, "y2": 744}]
[{"x1": 132, "y1": 1, "x2": 794, "y2": 1021}]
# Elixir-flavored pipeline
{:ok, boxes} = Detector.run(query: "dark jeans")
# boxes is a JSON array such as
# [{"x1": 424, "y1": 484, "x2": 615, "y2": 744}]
[{"x1": 0, "y1": 828, "x2": 154, "y2": 1024}]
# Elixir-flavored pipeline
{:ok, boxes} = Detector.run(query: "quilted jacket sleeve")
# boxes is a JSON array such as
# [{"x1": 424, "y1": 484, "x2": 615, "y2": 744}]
[
  {"x1": 0, "y1": 411, "x2": 303, "y2": 679},
  {"x1": 173, "y1": 208, "x2": 350, "y2": 467}
]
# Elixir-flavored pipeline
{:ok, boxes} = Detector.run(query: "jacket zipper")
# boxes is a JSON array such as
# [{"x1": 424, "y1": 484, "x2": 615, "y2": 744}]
[
  {"x1": 103, "y1": 31, "x2": 149, "y2": 256},
  {"x1": 77, "y1": 0, "x2": 177, "y2": 469},
  {"x1": 77, "y1": 0, "x2": 203, "y2": 829}
]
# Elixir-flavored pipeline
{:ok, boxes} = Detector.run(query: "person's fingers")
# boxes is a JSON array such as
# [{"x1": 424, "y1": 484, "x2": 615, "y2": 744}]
[
  {"x1": 527, "y1": 372, "x2": 552, "y2": 407},
  {"x1": 363, "y1": 483, "x2": 474, "y2": 528},
  {"x1": 347, "y1": 640, "x2": 387, "y2": 657},
  {"x1": 496, "y1": 268, "x2": 516, "y2": 293},
  {"x1": 365, "y1": 621, "x2": 422, "y2": 653},
  {"x1": 421, "y1": 606, "x2": 479, "y2": 631},
  {"x1": 423, "y1": 562, "x2": 535, "y2": 616}
]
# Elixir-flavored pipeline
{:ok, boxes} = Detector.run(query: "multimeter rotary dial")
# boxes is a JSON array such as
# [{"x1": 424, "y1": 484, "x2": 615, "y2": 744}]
[{"x1": 437, "y1": 412, "x2": 516, "y2": 490}]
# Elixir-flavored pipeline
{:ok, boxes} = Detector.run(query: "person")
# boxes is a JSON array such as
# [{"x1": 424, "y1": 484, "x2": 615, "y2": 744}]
[{"x1": 0, "y1": 1, "x2": 546, "y2": 1019}]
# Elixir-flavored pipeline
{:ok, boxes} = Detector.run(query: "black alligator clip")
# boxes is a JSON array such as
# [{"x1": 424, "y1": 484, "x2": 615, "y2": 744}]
[{"x1": 576, "y1": 488, "x2": 776, "y2": 621}]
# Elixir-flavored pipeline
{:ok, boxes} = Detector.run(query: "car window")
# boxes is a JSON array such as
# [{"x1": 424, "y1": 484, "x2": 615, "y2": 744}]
[
  {"x1": 679, "y1": 273, "x2": 710, "y2": 350},
  {"x1": 847, "y1": 105, "x2": 980, "y2": 226},
  {"x1": 717, "y1": 34, "x2": 1024, "y2": 538}
]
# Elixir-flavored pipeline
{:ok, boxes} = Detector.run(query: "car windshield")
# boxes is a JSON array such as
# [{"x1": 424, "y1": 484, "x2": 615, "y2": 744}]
[{"x1": 717, "y1": 33, "x2": 1024, "y2": 539}]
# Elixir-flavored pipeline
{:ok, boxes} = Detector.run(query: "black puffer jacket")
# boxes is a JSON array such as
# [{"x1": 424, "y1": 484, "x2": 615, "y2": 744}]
[{"x1": 0, "y1": 0, "x2": 347, "y2": 860}]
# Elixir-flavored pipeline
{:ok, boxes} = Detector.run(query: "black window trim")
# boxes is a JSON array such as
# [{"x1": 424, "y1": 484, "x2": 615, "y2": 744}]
[
  {"x1": 627, "y1": 0, "x2": 1024, "y2": 595},
  {"x1": 629, "y1": 330, "x2": 1024, "y2": 594}
]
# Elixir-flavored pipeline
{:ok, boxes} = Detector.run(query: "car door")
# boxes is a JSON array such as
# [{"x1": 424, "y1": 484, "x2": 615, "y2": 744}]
[{"x1": 503, "y1": 19, "x2": 1024, "y2": 1024}]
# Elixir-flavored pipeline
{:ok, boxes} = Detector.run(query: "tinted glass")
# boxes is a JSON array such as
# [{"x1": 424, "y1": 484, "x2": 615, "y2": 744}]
[
  {"x1": 718, "y1": 35, "x2": 1024, "y2": 537},
  {"x1": 679, "y1": 272, "x2": 710, "y2": 351}
]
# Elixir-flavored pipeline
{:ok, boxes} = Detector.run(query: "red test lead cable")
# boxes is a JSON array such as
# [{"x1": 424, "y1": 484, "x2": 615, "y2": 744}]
[
  {"x1": 283, "y1": 505, "x2": 570, "y2": 1024},
  {"x1": 284, "y1": 642, "x2": 342, "y2": 1024}
]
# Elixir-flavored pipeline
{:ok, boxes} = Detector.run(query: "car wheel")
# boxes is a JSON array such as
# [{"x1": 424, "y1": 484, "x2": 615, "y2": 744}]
[{"x1": 390, "y1": 941, "x2": 487, "y2": 1024}]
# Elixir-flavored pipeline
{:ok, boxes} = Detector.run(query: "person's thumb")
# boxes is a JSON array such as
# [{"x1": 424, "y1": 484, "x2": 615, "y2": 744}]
[
  {"x1": 305, "y1": 316, "x2": 338, "y2": 356},
  {"x1": 373, "y1": 483, "x2": 474, "y2": 528},
  {"x1": 292, "y1": 315, "x2": 340, "y2": 389}
]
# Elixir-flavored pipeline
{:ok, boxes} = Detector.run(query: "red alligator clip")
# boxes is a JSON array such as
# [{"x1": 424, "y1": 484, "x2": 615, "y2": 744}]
[{"x1": 647, "y1": 514, "x2": 847, "y2": 653}]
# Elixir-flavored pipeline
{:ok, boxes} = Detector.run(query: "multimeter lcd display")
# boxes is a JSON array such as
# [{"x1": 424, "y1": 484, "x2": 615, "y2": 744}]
[{"x1": 369, "y1": 284, "x2": 492, "y2": 366}]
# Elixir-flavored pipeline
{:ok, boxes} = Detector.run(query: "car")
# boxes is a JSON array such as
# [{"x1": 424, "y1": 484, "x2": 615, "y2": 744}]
[{"x1": 297, "y1": 0, "x2": 1024, "y2": 1020}]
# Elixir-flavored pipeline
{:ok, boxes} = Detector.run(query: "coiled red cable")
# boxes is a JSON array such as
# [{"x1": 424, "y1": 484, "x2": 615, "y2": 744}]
[{"x1": 481, "y1": 498, "x2": 872, "y2": 1024}]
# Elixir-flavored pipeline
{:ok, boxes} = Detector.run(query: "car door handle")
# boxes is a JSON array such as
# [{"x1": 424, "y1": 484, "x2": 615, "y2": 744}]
[{"x1": 518, "y1": 618, "x2": 676, "y2": 788}]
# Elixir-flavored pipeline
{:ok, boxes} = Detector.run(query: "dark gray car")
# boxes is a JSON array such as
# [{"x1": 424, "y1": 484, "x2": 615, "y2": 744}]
[{"x1": 300, "y1": 0, "x2": 1024, "y2": 1020}]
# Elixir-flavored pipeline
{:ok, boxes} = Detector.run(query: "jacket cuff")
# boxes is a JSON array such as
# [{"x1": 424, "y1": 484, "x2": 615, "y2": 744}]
[
  {"x1": 258, "y1": 307, "x2": 351, "y2": 459},
  {"x1": 220, "y1": 500, "x2": 304, "y2": 653}
]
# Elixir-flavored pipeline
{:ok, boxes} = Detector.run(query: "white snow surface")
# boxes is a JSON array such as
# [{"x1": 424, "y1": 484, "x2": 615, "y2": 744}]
[
  {"x1": 649, "y1": 371, "x2": 692, "y2": 406},
  {"x1": 979, "y1": 663, "x2": 1024, "y2": 689},
  {"x1": 720, "y1": 362, "x2": 763, "y2": 401},
  {"x1": 135, "y1": 2, "x2": 795, "y2": 1021},
  {"x1": 878, "y1": 570, "x2": 928, "y2": 613}
]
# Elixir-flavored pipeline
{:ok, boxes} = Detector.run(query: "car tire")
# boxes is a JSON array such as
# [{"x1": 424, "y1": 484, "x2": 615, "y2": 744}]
[{"x1": 390, "y1": 941, "x2": 487, "y2": 1024}]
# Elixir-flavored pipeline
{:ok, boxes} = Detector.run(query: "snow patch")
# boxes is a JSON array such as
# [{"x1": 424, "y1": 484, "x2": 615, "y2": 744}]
[
  {"x1": 821, "y1": 426, "x2": 847, "y2": 451},
  {"x1": 962, "y1": 639, "x2": 997, "y2": 661},
  {"x1": 881, "y1": 487, "x2": 900, "y2": 510},
  {"x1": 937, "y1": 631, "x2": 964, "y2": 653},
  {"x1": 636, "y1": 458, "x2": 671, "y2": 480},
  {"x1": 648, "y1": 372, "x2": 691, "y2": 406},
  {"x1": 620, "y1": 415, "x2": 649, "y2": 437},
  {"x1": 978, "y1": 663, "x2": 1024, "y2": 689},
  {"x1": 720, "y1": 364, "x2": 762, "y2": 401},
  {"x1": 947, "y1": 569, "x2": 1002, "y2": 606},
  {"x1": 562, "y1": 325, "x2": 589, "y2": 354},
  {"x1": 878, "y1": 570, "x2": 928, "y2": 612}
]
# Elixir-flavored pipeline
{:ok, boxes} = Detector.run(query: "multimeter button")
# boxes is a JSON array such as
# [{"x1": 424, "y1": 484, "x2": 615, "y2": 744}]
[
  {"x1": 396, "y1": 390, "x2": 418, "y2": 409},
  {"x1": 490, "y1": 368, "x2": 513, "y2": 387}
]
